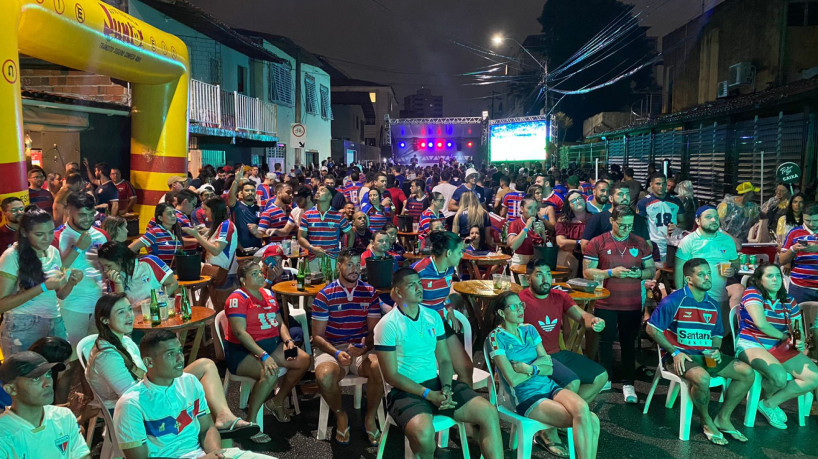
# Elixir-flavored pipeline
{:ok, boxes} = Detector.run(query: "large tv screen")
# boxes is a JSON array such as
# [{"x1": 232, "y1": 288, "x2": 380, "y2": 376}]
[{"x1": 489, "y1": 120, "x2": 548, "y2": 162}]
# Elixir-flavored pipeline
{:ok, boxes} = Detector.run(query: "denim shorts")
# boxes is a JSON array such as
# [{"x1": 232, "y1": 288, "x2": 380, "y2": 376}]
[{"x1": 0, "y1": 313, "x2": 67, "y2": 357}]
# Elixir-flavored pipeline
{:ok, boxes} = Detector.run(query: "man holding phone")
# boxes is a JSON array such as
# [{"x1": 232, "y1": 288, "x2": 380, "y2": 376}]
[{"x1": 311, "y1": 249, "x2": 383, "y2": 445}]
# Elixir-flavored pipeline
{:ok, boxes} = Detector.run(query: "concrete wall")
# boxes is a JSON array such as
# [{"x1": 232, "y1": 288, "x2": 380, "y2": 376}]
[
  {"x1": 300, "y1": 63, "x2": 332, "y2": 167},
  {"x1": 331, "y1": 105, "x2": 365, "y2": 143}
]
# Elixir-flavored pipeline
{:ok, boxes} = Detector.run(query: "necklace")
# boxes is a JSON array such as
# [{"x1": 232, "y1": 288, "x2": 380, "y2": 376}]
[{"x1": 609, "y1": 233, "x2": 628, "y2": 257}]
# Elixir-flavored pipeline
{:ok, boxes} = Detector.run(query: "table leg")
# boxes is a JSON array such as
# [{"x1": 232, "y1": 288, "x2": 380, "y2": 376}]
[
  {"x1": 188, "y1": 325, "x2": 205, "y2": 365},
  {"x1": 461, "y1": 295, "x2": 482, "y2": 347},
  {"x1": 564, "y1": 300, "x2": 595, "y2": 353},
  {"x1": 177, "y1": 329, "x2": 189, "y2": 351}
]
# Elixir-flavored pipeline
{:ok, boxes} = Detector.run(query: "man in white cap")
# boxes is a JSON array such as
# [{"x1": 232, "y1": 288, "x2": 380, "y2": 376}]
[
  {"x1": 158, "y1": 175, "x2": 186, "y2": 204},
  {"x1": 448, "y1": 167, "x2": 485, "y2": 212},
  {"x1": 717, "y1": 181, "x2": 761, "y2": 243}
]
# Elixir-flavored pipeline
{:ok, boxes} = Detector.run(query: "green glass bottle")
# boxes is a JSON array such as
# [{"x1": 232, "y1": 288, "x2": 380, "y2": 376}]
[
  {"x1": 296, "y1": 259, "x2": 306, "y2": 291},
  {"x1": 150, "y1": 289, "x2": 161, "y2": 326},
  {"x1": 180, "y1": 289, "x2": 192, "y2": 322}
]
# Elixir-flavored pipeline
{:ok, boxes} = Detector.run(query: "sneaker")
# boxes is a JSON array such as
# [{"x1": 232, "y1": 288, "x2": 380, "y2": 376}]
[
  {"x1": 602, "y1": 381, "x2": 612, "y2": 391},
  {"x1": 757, "y1": 401, "x2": 787, "y2": 429},
  {"x1": 622, "y1": 385, "x2": 638, "y2": 403}
]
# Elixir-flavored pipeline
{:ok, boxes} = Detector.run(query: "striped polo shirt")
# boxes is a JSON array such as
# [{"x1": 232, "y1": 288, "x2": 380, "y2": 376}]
[
  {"x1": 146, "y1": 210, "x2": 192, "y2": 230},
  {"x1": 781, "y1": 226, "x2": 818, "y2": 288},
  {"x1": 404, "y1": 196, "x2": 427, "y2": 223},
  {"x1": 365, "y1": 205, "x2": 391, "y2": 233},
  {"x1": 738, "y1": 287, "x2": 801, "y2": 349},
  {"x1": 299, "y1": 205, "x2": 351, "y2": 257},
  {"x1": 502, "y1": 191, "x2": 525, "y2": 218},
  {"x1": 138, "y1": 224, "x2": 183, "y2": 264},
  {"x1": 312, "y1": 279, "x2": 380, "y2": 346},
  {"x1": 258, "y1": 204, "x2": 288, "y2": 242},
  {"x1": 418, "y1": 208, "x2": 445, "y2": 241},
  {"x1": 648, "y1": 286, "x2": 723, "y2": 358},
  {"x1": 412, "y1": 256, "x2": 454, "y2": 316}
]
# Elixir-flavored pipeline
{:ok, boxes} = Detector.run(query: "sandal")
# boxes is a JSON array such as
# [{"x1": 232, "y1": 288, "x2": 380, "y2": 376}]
[
  {"x1": 534, "y1": 432, "x2": 569, "y2": 458},
  {"x1": 365, "y1": 428, "x2": 381, "y2": 446},
  {"x1": 249, "y1": 431, "x2": 272, "y2": 443},
  {"x1": 334, "y1": 426, "x2": 351, "y2": 445},
  {"x1": 218, "y1": 418, "x2": 260, "y2": 440},
  {"x1": 264, "y1": 400, "x2": 291, "y2": 423},
  {"x1": 718, "y1": 428, "x2": 748, "y2": 443},
  {"x1": 703, "y1": 427, "x2": 728, "y2": 446}
]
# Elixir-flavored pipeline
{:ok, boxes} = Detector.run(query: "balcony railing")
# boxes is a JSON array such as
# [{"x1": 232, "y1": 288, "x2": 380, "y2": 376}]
[{"x1": 189, "y1": 79, "x2": 277, "y2": 136}]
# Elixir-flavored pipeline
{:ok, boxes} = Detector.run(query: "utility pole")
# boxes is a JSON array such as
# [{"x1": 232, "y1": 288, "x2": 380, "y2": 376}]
[{"x1": 294, "y1": 48, "x2": 302, "y2": 166}]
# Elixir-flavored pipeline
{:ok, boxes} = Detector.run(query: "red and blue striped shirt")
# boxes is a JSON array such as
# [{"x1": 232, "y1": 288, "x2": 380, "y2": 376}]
[
  {"x1": 412, "y1": 256, "x2": 454, "y2": 316},
  {"x1": 299, "y1": 206, "x2": 351, "y2": 257},
  {"x1": 502, "y1": 191, "x2": 525, "y2": 218},
  {"x1": 312, "y1": 279, "x2": 380, "y2": 346},
  {"x1": 418, "y1": 208, "x2": 445, "y2": 241},
  {"x1": 138, "y1": 225, "x2": 183, "y2": 265},
  {"x1": 781, "y1": 227, "x2": 818, "y2": 288},
  {"x1": 258, "y1": 204, "x2": 289, "y2": 242},
  {"x1": 404, "y1": 196, "x2": 429, "y2": 223},
  {"x1": 146, "y1": 210, "x2": 192, "y2": 230},
  {"x1": 738, "y1": 287, "x2": 801, "y2": 349},
  {"x1": 344, "y1": 182, "x2": 363, "y2": 207},
  {"x1": 365, "y1": 205, "x2": 392, "y2": 233},
  {"x1": 256, "y1": 184, "x2": 273, "y2": 209}
]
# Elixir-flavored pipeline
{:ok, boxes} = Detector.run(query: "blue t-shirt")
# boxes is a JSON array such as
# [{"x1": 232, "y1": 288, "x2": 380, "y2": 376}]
[
  {"x1": 451, "y1": 184, "x2": 485, "y2": 204},
  {"x1": 230, "y1": 202, "x2": 262, "y2": 249}
]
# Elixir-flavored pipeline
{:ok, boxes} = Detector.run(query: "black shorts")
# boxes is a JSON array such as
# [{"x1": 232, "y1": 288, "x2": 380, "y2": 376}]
[
  {"x1": 550, "y1": 350, "x2": 607, "y2": 387},
  {"x1": 224, "y1": 337, "x2": 281, "y2": 374},
  {"x1": 387, "y1": 378, "x2": 480, "y2": 429}
]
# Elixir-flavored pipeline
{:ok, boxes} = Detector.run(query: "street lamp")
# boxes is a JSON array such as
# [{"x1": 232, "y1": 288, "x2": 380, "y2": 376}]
[{"x1": 491, "y1": 33, "x2": 549, "y2": 115}]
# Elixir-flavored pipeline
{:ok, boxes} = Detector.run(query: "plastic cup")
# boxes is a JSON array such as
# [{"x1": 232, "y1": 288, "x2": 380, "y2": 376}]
[
  {"x1": 594, "y1": 274, "x2": 604, "y2": 293},
  {"x1": 413, "y1": 222, "x2": 419, "y2": 232},
  {"x1": 703, "y1": 349, "x2": 717, "y2": 368},
  {"x1": 493, "y1": 274, "x2": 504, "y2": 290},
  {"x1": 139, "y1": 300, "x2": 150, "y2": 322},
  {"x1": 718, "y1": 262, "x2": 732, "y2": 276},
  {"x1": 160, "y1": 305, "x2": 169, "y2": 322}
]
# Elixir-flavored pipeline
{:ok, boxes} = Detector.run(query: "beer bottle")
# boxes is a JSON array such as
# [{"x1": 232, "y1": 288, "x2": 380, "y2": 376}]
[
  {"x1": 181, "y1": 289, "x2": 192, "y2": 322},
  {"x1": 150, "y1": 289, "x2": 161, "y2": 326},
  {"x1": 296, "y1": 259, "x2": 306, "y2": 291},
  {"x1": 501, "y1": 221, "x2": 508, "y2": 244},
  {"x1": 792, "y1": 319, "x2": 802, "y2": 348}
]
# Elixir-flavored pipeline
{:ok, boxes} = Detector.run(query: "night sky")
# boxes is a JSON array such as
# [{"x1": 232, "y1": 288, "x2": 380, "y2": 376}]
[{"x1": 187, "y1": 0, "x2": 724, "y2": 117}]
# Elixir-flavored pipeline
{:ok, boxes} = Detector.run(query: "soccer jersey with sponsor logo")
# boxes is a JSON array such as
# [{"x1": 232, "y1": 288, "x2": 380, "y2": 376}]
[
  {"x1": 114, "y1": 180, "x2": 136, "y2": 203},
  {"x1": 404, "y1": 196, "x2": 429, "y2": 223},
  {"x1": 648, "y1": 286, "x2": 723, "y2": 358},
  {"x1": 204, "y1": 220, "x2": 237, "y2": 271},
  {"x1": 300, "y1": 206, "x2": 352, "y2": 258},
  {"x1": 312, "y1": 279, "x2": 380, "y2": 346},
  {"x1": 520, "y1": 287, "x2": 575, "y2": 354},
  {"x1": 487, "y1": 324, "x2": 559, "y2": 407},
  {"x1": 0, "y1": 405, "x2": 90, "y2": 459},
  {"x1": 374, "y1": 306, "x2": 445, "y2": 383},
  {"x1": 502, "y1": 191, "x2": 525, "y2": 218},
  {"x1": 636, "y1": 193, "x2": 682, "y2": 259},
  {"x1": 675, "y1": 229, "x2": 738, "y2": 302},
  {"x1": 418, "y1": 208, "x2": 445, "y2": 241},
  {"x1": 781, "y1": 226, "x2": 818, "y2": 289},
  {"x1": 111, "y1": 255, "x2": 173, "y2": 305},
  {"x1": 225, "y1": 288, "x2": 281, "y2": 343},
  {"x1": 53, "y1": 223, "x2": 108, "y2": 313},
  {"x1": 258, "y1": 204, "x2": 289, "y2": 242},
  {"x1": 738, "y1": 287, "x2": 801, "y2": 349},
  {"x1": 114, "y1": 373, "x2": 209, "y2": 458},
  {"x1": 412, "y1": 256, "x2": 455, "y2": 316},
  {"x1": 344, "y1": 182, "x2": 363, "y2": 207},
  {"x1": 138, "y1": 224, "x2": 183, "y2": 265},
  {"x1": 583, "y1": 232, "x2": 653, "y2": 311}
]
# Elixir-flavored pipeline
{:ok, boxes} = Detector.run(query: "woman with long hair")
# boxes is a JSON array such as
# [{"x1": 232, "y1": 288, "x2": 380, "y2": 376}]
[
  {"x1": 452, "y1": 191, "x2": 491, "y2": 243},
  {"x1": 488, "y1": 291, "x2": 600, "y2": 458},
  {"x1": 736, "y1": 263, "x2": 818, "y2": 429},
  {"x1": 85, "y1": 293, "x2": 259, "y2": 438},
  {"x1": 556, "y1": 190, "x2": 590, "y2": 278},
  {"x1": 100, "y1": 215, "x2": 128, "y2": 243},
  {"x1": 526, "y1": 184, "x2": 556, "y2": 229},
  {"x1": 224, "y1": 260, "x2": 310, "y2": 437},
  {"x1": 363, "y1": 188, "x2": 392, "y2": 233},
  {"x1": 128, "y1": 202, "x2": 184, "y2": 265},
  {"x1": 97, "y1": 241, "x2": 178, "y2": 305},
  {"x1": 776, "y1": 192, "x2": 805, "y2": 244},
  {"x1": 418, "y1": 191, "x2": 446, "y2": 242},
  {"x1": 0, "y1": 209, "x2": 82, "y2": 355}
]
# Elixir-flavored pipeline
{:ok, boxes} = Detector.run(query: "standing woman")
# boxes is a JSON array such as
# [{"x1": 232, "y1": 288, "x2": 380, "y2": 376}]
[
  {"x1": 98, "y1": 241, "x2": 178, "y2": 305},
  {"x1": 419, "y1": 191, "x2": 446, "y2": 242},
  {"x1": 364, "y1": 188, "x2": 392, "y2": 233},
  {"x1": 224, "y1": 260, "x2": 311, "y2": 436},
  {"x1": 452, "y1": 191, "x2": 492, "y2": 246},
  {"x1": 556, "y1": 190, "x2": 590, "y2": 278},
  {"x1": 736, "y1": 263, "x2": 818, "y2": 429},
  {"x1": 583, "y1": 205, "x2": 655, "y2": 404},
  {"x1": 182, "y1": 197, "x2": 237, "y2": 308},
  {"x1": 0, "y1": 209, "x2": 81, "y2": 355},
  {"x1": 526, "y1": 185, "x2": 556, "y2": 230},
  {"x1": 129, "y1": 202, "x2": 184, "y2": 265},
  {"x1": 776, "y1": 192, "x2": 804, "y2": 245}
]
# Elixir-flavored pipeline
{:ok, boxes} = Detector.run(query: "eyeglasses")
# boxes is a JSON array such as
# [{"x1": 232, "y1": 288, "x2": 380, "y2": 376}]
[
  {"x1": 569, "y1": 198, "x2": 585, "y2": 204},
  {"x1": 507, "y1": 301, "x2": 526, "y2": 311},
  {"x1": 614, "y1": 222, "x2": 633, "y2": 230}
]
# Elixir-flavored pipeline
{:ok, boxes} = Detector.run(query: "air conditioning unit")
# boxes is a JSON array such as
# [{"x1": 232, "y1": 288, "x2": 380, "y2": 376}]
[
  {"x1": 717, "y1": 81, "x2": 729, "y2": 98},
  {"x1": 729, "y1": 62, "x2": 755, "y2": 86}
]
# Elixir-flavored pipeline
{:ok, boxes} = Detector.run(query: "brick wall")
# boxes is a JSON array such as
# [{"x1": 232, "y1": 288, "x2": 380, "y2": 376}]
[{"x1": 21, "y1": 69, "x2": 131, "y2": 106}]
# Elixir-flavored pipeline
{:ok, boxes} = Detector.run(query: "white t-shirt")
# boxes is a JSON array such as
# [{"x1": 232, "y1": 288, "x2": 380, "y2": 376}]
[
  {"x1": 86, "y1": 336, "x2": 146, "y2": 409},
  {"x1": 122, "y1": 256, "x2": 173, "y2": 306},
  {"x1": 115, "y1": 373, "x2": 209, "y2": 458},
  {"x1": 54, "y1": 224, "x2": 108, "y2": 313},
  {"x1": 675, "y1": 229, "x2": 738, "y2": 303},
  {"x1": 205, "y1": 220, "x2": 237, "y2": 273},
  {"x1": 0, "y1": 244, "x2": 63, "y2": 317},
  {"x1": 432, "y1": 182, "x2": 458, "y2": 218},
  {"x1": 0, "y1": 405, "x2": 90, "y2": 459},
  {"x1": 374, "y1": 306, "x2": 445, "y2": 383}
]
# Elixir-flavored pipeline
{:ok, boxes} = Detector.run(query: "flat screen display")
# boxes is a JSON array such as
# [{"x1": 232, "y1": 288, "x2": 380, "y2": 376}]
[{"x1": 489, "y1": 120, "x2": 548, "y2": 162}]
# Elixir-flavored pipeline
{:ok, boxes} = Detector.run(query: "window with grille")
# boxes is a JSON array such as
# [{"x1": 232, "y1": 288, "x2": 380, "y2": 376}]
[
  {"x1": 268, "y1": 62, "x2": 293, "y2": 106},
  {"x1": 320, "y1": 85, "x2": 330, "y2": 119},
  {"x1": 305, "y1": 74, "x2": 317, "y2": 114},
  {"x1": 201, "y1": 150, "x2": 226, "y2": 167},
  {"x1": 267, "y1": 144, "x2": 286, "y2": 158}
]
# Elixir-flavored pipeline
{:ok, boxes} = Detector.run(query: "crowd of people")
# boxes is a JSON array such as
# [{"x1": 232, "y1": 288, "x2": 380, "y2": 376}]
[{"x1": 0, "y1": 156, "x2": 816, "y2": 458}]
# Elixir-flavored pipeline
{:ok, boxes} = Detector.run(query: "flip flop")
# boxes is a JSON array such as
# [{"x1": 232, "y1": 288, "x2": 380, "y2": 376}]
[
  {"x1": 703, "y1": 427, "x2": 728, "y2": 446},
  {"x1": 249, "y1": 431, "x2": 272, "y2": 443},
  {"x1": 334, "y1": 426, "x2": 351, "y2": 445},
  {"x1": 218, "y1": 418, "x2": 260, "y2": 440},
  {"x1": 534, "y1": 432, "x2": 569, "y2": 458},
  {"x1": 365, "y1": 428, "x2": 381, "y2": 446},
  {"x1": 718, "y1": 428, "x2": 748, "y2": 443},
  {"x1": 264, "y1": 400, "x2": 291, "y2": 423}
]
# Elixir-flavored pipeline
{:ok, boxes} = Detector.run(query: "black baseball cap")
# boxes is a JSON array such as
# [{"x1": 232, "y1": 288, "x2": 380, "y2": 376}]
[{"x1": 0, "y1": 351, "x2": 65, "y2": 383}]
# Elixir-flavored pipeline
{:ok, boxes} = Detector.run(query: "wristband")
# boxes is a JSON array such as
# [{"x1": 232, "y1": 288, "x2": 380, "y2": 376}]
[
  {"x1": 523, "y1": 227, "x2": 529, "y2": 233},
  {"x1": 671, "y1": 349, "x2": 681, "y2": 357},
  {"x1": 421, "y1": 388, "x2": 431, "y2": 399},
  {"x1": 73, "y1": 246, "x2": 83, "y2": 254},
  {"x1": 259, "y1": 352, "x2": 269, "y2": 362},
  {"x1": 607, "y1": 269, "x2": 612, "y2": 277},
  {"x1": 40, "y1": 282, "x2": 47, "y2": 293},
  {"x1": 334, "y1": 350, "x2": 342, "y2": 360},
  {"x1": 532, "y1": 365, "x2": 540, "y2": 376}
]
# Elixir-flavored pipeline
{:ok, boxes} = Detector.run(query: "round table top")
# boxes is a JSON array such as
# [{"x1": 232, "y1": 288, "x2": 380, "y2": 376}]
[
  {"x1": 452, "y1": 280, "x2": 523, "y2": 298},
  {"x1": 174, "y1": 275, "x2": 212, "y2": 287},
  {"x1": 402, "y1": 252, "x2": 428, "y2": 261},
  {"x1": 271, "y1": 280, "x2": 327, "y2": 296},
  {"x1": 398, "y1": 231, "x2": 419, "y2": 237},
  {"x1": 509, "y1": 265, "x2": 569, "y2": 275},
  {"x1": 133, "y1": 306, "x2": 215, "y2": 331},
  {"x1": 462, "y1": 252, "x2": 511, "y2": 265},
  {"x1": 554, "y1": 283, "x2": 610, "y2": 301},
  {"x1": 286, "y1": 249, "x2": 310, "y2": 259}
]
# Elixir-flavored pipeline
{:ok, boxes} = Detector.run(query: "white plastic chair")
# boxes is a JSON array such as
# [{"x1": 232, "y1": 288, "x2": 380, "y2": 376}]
[
  {"x1": 483, "y1": 337, "x2": 575, "y2": 459},
  {"x1": 282, "y1": 266, "x2": 312, "y2": 356},
  {"x1": 214, "y1": 311, "x2": 299, "y2": 432},
  {"x1": 728, "y1": 307, "x2": 814, "y2": 427},
  {"x1": 642, "y1": 345, "x2": 731, "y2": 440},
  {"x1": 77, "y1": 334, "x2": 124, "y2": 459},
  {"x1": 452, "y1": 309, "x2": 490, "y2": 390},
  {"x1": 375, "y1": 363, "x2": 471, "y2": 459}
]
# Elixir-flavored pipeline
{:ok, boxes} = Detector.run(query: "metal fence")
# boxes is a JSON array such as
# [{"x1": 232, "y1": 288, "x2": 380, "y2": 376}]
[
  {"x1": 559, "y1": 111, "x2": 813, "y2": 203},
  {"x1": 189, "y1": 79, "x2": 221, "y2": 128}
]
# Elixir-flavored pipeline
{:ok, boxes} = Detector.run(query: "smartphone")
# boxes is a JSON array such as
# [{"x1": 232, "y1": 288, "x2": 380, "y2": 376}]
[
  {"x1": 263, "y1": 256, "x2": 277, "y2": 268},
  {"x1": 284, "y1": 347, "x2": 298, "y2": 360},
  {"x1": 352, "y1": 343, "x2": 365, "y2": 349}
]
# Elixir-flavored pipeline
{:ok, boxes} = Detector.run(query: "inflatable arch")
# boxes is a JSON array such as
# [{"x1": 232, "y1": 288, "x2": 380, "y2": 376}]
[{"x1": 1, "y1": 0, "x2": 189, "y2": 229}]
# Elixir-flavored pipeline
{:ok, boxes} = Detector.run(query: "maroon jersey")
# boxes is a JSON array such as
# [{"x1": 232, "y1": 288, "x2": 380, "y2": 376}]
[{"x1": 583, "y1": 232, "x2": 652, "y2": 311}]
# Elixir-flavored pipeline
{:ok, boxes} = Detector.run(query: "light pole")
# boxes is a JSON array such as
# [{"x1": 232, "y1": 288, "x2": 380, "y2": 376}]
[{"x1": 491, "y1": 34, "x2": 549, "y2": 115}]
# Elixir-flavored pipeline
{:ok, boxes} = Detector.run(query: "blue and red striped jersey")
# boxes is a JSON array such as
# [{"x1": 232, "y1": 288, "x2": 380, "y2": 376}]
[
  {"x1": 502, "y1": 191, "x2": 525, "y2": 218},
  {"x1": 738, "y1": 287, "x2": 801, "y2": 349},
  {"x1": 404, "y1": 196, "x2": 429, "y2": 223},
  {"x1": 312, "y1": 279, "x2": 380, "y2": 346},
  {"x1": 781, "y1": 227, "x2": 818, "y2": 289},
  {"x1": 146, "y1": 210, "x2": 192, "y2": 230},
  {"x1": 365, "y1": 205, "x2": 392, "y2": 233},
  {"x1": 418, "y1": 208, "x2": 445, "y2": 241},
  {"x1": 412, "y1": 256, "x2": 454, "y2": 316},
  {"x1": 258, "y1": 204, "x2": 289, "y2": 242},
  {"x1": 138, "y1": 225, "x2": 183, "y2": 265},
  {"x1": 299, "y1": 206, "x2": 351, "y2": 257}
]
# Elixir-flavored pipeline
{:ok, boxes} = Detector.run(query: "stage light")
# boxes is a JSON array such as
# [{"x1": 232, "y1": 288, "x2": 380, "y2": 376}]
[
  {"x1": 427, "y1": 142, "x2": 434, "y2": 149},
  {"x1": 420, "y1": 141, "x2": 426, "y2": 148},
  {"x1": 399, "y1": 142, "x2": 406, "y2": 148},
  {"x1": 467, "y1": 141, "x2": 474, "y2": 148},
  {"x1": 446, "y1": 142, "x2": 453, "y2": 148},
  {"x1": 436, "y1": 142, "x2": 443, "y2": 148}
]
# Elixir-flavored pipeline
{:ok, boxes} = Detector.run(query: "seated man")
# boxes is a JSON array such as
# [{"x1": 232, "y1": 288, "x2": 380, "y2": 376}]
[
  {"x1": 520, "y1": 259, "x2": 610, "y2": 401},
  {"x1": 375, "y1": 268, "x2": 502, "y2": 459},
  {"x1": 0, "y1": 351, "x2": 90, "y2": 458},
  {"x1": 361, "y1": 230, "x2": 399, "y2": 272},
  {"x1": 312, "y1": 249, "x2": 383, "y2": 446},
  {"x1": 114, "y1": 330, "x2": 274, "y2": 459},
  {"x1": 647, "y1": 258, "x2": 755, "y2": 445}
]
